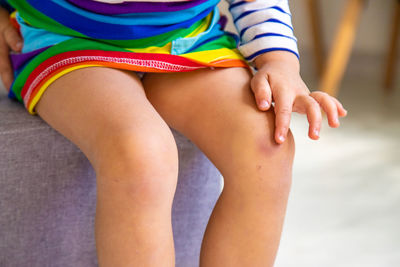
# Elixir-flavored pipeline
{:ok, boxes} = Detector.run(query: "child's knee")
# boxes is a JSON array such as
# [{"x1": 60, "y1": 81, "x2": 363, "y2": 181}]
[
  {"x1": 94, "y1": 129, "x2": 178, "y2": 174},
  {"x1": 92, "y1": 129, "x2": 179, "y2": 207},
  {"x1": 231, "y1": 108, "x2": 295, "y2": 161},
  {"x1": 254, "y1": 126, "x2": 295, "y2": 159}
]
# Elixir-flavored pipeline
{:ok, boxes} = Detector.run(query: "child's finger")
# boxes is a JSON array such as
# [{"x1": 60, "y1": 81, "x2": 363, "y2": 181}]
[
  {"x1": 3, "y1": 25, "x2": 22, "y2": 52},
  {"x1": 0, "y1": 37, "x2": 13, "y2": 91},
  {"x1": 250, "y1": 72, "x2": 272, "y2": 111},
  {"x1": 310, "y1": 92, "x2": 339, "y2": 128},
  {"x1": 273, "y1": 90, "x2": 293, "y2": 144},
  {"x1": 331, "y1": 96, "x2": 348, "y2": 117},
  {"x1": 295, "y1": 95, "x2": 322, "y2": 140}
]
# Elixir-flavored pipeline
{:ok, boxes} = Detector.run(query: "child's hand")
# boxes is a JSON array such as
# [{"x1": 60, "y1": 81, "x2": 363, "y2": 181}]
[
  {"x1": 0, "y1": 7, "x2": 23, "y2": 92},
  {"x1": 251, "y1": 50, "x2": 347, "y2": 144}
]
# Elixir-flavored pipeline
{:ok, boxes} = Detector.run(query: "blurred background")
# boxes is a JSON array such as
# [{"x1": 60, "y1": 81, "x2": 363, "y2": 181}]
[{"x1": 220, "y1": 0, "x2": 400, "y2": 266}]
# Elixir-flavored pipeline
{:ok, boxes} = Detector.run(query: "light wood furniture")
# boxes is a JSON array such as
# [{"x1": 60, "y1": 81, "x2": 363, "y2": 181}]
[
  {"x1": 384, "y1": 0, "x2": 400, "y2": 92},
  {"x1": 306, "y1": 0, "x2": 325, "y2": 77},
  {"x1": 317, "y1": 0, "x2": 366, "y2": 97},
  {"x1": 308, "y1": 0, "x2": 400, "y2": 96}
]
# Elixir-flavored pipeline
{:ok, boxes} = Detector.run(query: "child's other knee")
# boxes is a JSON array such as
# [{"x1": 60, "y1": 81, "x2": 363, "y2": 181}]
[
  {"x1": 94, "y1": 129, "x2": 178, "y2": 175},
  {"x1": 92, "y1": 128, "x2": 179, "y2": 205}
]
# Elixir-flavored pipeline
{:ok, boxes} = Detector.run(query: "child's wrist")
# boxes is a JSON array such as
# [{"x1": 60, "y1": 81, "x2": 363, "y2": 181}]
[{"x1": 253, "y1": 50, "x2": 300, "y2": 72}]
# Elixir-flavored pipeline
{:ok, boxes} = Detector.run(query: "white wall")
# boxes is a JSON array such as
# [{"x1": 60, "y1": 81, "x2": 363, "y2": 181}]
[{"x1": 219, "y1": 0, "x2": 396, "y2": 56}]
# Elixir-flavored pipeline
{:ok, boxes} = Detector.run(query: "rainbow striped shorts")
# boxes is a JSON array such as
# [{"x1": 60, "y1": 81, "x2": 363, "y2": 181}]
[{"x1": 6, "y1": 0, "x2": 250, "y2": 115}]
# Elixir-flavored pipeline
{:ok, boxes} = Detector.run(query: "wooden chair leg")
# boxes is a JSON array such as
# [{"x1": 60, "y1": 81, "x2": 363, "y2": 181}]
[
  {"x1": 307, "y1": 0, "x2": 325, "y2": 78},
  {"x1": 318, "y1": 0, "x2": 366, "y2": 97},
  {"x1": 384, "y1": 0, "x2": 400, "y2": 92}
]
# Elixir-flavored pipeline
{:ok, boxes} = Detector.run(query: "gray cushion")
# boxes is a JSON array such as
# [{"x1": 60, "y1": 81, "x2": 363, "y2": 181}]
[{"x1": 0, "y1": 89, "x2": 222, "y2": 267}]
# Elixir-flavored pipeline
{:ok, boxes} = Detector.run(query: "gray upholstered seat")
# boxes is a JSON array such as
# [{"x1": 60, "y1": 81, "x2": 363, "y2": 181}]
[{"x1": 0, "y1": 89, "x2": 222, "y2": 267}]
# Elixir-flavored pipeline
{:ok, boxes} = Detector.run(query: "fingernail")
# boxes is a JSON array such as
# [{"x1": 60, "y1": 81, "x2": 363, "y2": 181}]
[
  {"x1": 259, "y1": 100, "x2": 269, "y2": 109},
  {"x1": 278, "y1": 134, "x2": 285, "y2": 142},
  {"x1": 313, "y1": 129, "x2": 319, "y2": 137}
]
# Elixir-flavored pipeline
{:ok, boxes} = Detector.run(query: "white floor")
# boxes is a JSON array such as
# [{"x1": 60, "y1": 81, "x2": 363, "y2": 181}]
[{"x1": 274, "y1": 54, "x2": 400, "y2": 267}]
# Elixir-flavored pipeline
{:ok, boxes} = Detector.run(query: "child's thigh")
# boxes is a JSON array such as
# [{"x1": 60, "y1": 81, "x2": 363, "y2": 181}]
[
  {"x1": 142, "y1": 67, "x2": 291, "y2": 173},
  {"x1": 142, "y1": 67, "x2": 276, "y2": 136},
  {"x1": 35, "y1": 67, "x2": 176, "y2": 171}
]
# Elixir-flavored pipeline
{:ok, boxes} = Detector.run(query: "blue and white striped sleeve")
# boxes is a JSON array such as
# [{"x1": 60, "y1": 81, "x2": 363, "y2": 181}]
[{"x1": 225, "y1": 0, "x2": 299, "y2": 63}]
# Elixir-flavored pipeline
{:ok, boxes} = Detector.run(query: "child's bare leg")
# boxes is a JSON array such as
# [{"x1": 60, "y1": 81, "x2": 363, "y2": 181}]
[
  {"x1": 143, "y1": 67, "x2": 295, "y2": 267},
  {"x1": 35, "y1": 67, "x2": 178, "y2": 267}
]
